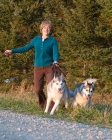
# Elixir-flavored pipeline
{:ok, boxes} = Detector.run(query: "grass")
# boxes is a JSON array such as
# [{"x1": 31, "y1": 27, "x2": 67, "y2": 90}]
[{"x1": 0, "y1": 89, "x2": 112, "y2": 129}]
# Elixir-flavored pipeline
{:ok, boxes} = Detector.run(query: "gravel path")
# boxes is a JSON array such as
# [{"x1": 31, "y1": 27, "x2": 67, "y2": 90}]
[{"x1": 0, "y1": 110, "x2": 112, "y2": 140}]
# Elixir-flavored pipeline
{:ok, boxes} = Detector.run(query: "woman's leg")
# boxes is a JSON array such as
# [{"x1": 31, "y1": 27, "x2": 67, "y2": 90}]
[
  {"x1": 34, "y1": 67, "x2": 46, "y2": 108},
  {"x1": 44, "y1": 65, "x2": 54, "y2": 110},
  {"x1": 44, "y1": 65, "x2": 54, "y2": 84}
]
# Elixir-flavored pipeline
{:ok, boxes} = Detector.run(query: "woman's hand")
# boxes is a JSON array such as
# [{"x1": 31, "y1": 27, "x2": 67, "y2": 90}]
[
  {"x1": 4, "y1": 50, "x2": 12, "y2": 56},
  {"x1": 53, "y1": 61, "x2": 59, "y2": 67}
]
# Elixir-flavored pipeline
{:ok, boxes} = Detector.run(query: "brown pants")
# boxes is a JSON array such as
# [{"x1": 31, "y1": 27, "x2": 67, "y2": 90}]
[{"x1": 34, "y1": 65, "x2": 54, "y2": 108}]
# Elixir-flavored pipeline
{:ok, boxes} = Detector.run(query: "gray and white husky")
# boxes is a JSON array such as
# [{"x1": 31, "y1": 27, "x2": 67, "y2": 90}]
[
  {"x1": 69, "y1": 78, "x2": 97, "y2": 107},
  {"x1": 45, "y1": 73, "x2": 69, "y2": 115}
]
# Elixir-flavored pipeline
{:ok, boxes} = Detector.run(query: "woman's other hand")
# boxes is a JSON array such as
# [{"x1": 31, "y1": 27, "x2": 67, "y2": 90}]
[{"x1": 4, "y1": 50, "x2": 12, "y2": 56}]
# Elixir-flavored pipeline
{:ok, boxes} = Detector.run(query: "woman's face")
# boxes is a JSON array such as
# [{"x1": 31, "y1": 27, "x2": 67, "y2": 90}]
[{"x1": 42, "y1": 25, "x2": 51, "y2": 36}]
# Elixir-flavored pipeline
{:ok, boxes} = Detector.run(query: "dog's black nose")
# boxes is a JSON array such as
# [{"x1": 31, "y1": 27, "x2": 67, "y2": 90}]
[
  {"x1": 58, "y1": 88, "x2": 61, "y2": 91},
  {"x1": 88, "y1": 95, "x2": 90, "y2": 97}
]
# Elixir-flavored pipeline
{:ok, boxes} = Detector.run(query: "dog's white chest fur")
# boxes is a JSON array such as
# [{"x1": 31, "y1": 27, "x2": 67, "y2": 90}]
[{"x1": 75, "y1": 92, "x2": 91, "y2": 107}]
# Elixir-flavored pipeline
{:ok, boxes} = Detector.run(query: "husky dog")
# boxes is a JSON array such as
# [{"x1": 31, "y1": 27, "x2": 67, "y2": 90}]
[
  {"x1": 45, "y1": 73, "x2": 69, "y2": 115},
  {"x1": 71, "y1": 78, "x2": 97, "y2": 107}
]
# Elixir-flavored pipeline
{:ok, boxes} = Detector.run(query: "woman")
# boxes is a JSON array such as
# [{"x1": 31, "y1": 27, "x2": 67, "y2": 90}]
[{"x1": 4, "y1": 20, "x2": 60, "y2": 109}]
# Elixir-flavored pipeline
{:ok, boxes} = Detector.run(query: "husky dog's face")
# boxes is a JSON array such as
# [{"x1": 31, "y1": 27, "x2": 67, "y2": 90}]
[
  {"x1": 82, "y1": 82, "x2": 94, "y2": 100},
  {"x1": 52, "y1": 74, "x2": 66, "y2": 94}
]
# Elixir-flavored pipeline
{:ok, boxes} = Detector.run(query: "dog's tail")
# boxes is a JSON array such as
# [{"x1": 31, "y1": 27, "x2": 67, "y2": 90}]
[{"x1": 83, "y1": 78, "x2": 98, "y2": 84}]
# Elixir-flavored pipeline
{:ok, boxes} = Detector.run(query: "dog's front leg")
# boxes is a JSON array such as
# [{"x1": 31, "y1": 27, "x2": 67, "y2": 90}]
[
  {"x1": 50, "y1": 100, "x2": 60, "y2": 115},
  {"x1": 65, "y1": 98, "x2": 69, "y2": 109},
  {"x1": 63, "y1": 92, "x2": 69, "y2": 109},
  {"x1": 44, "y1": 98, "x2": 51, "y2": 113}
]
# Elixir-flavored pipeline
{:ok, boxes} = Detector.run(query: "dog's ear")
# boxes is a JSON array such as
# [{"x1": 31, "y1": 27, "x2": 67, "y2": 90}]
[
  {"x1": 84, "y1": 81, "x2": 88, "y2": 86},
  {"x1": 87, "y1": 82, "x2": 94, "y2": 87},
  {"x1": 84, "y1": 78, "x2": 98, "y2": 85},
  {"x1": 60, "y1": 73, "x2": 66, "y2": 82},
  {"x1": 54, "y1": 72, "x2": 58, "y2": 79},
  {"x1": 89, "y1": 78, "x2": 98, "y2": 85},
  {"x1": 91, "y1": 78, "x2": 98, "y2": 84},
  {"x1": 60, "y1": 73, "x2": 64, "y2": 78}
]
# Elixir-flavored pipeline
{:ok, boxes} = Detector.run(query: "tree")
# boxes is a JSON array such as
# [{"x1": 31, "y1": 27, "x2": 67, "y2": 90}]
[
  {"x1": 0, "y1": 0, "x2": 44, "y2": 82},
  {"x1": 0, "y1": 0, "x2": 112, "y2": 93}
]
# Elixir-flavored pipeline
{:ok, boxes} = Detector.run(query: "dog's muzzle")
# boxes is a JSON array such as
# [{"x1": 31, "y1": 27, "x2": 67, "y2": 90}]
[
  {"x1": 58, "y1": 88, "x2": 63, "y2": 94},
  {"x1": 86, "y1": 95, "x2": 91, "y2": 100}
]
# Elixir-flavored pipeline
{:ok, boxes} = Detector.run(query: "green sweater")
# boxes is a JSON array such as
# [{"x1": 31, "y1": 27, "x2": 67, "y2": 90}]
[{"x1": 12, "y1": 35, "x2": 60, "y2": 66}]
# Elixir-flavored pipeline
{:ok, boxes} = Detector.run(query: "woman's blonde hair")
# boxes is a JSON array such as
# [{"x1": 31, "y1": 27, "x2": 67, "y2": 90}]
[{"x1": 40, "y1": 20, "x2": 54, "y2": 35}]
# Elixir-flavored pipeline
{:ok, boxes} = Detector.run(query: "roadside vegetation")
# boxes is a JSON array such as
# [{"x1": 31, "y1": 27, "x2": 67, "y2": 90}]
[
  {"x1": 0, "y1": 82, "x2": 112, "y2": 129},
  {"x1": 0, "y1": 0, "x2": 112, "y2": 128}
]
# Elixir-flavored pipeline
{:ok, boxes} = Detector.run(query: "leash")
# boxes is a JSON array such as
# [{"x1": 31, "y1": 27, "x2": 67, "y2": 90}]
[{"x1": 52, "y1": 64, "x2": 67, "y2": 77}]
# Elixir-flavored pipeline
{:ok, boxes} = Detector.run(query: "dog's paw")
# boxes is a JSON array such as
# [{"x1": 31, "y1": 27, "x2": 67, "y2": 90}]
[
  {"x1": 56, "y1": 107, "x2": 59, "y2": 112},
  {"x1": 65, "y1": 103, "x2": 68, "y2": 108},
  {"x1": 44, "y1": 110, "x2": 48, "y2": 113},
  {"x1": 50, "y1": 112, "x2": 54, "y2": 115},
  {"x1": 50, "y1": 111, "x2": 54, "y2": 115}
]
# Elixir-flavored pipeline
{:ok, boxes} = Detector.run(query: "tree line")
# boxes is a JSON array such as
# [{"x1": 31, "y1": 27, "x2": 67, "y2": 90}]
[{"x1": 0, "y1": 0, "x2": 112, "y2": 93}]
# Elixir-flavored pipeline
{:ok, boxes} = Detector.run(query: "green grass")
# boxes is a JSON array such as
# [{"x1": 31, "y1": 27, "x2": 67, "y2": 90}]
[{"x1": 0, "y1": 91, "x2": 112, "y2": 129}]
